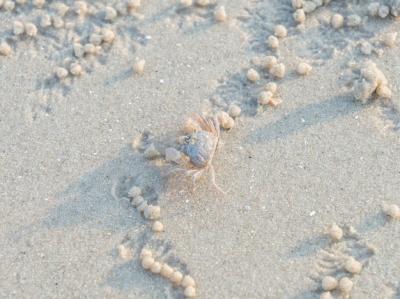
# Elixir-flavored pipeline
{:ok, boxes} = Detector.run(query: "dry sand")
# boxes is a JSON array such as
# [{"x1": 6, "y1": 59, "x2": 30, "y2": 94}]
[{"x1": 1, "y1": 0, "x2": 400, "y2": 298}]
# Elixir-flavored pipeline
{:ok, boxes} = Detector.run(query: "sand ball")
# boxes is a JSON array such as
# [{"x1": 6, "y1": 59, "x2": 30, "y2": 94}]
[
  {"x1": 214, "y1": 6, "x2": 227, "y2": 22},
  {"x1": 101, "y1": 28, "x2": 115, "y2": 43},
  {"x1": 4, "y1": 1, "x2": 15, "y2": 11},
  {"x1": 150, "y1": 261, "x2": 162, "y2": 274},
  {"x1": 84, "y1": 43, "x2": 97, "y2": 55},
  {"x1": 274, "y1": 25, "x2": 287, "y2": 38},
  {"x1": 228, "y1": 104, "x2": 241, "y2": 118},
  {"x1": 247, "y1": 68, "x2": 260, "y2": 82},
  {"x1": 184, "y1": 286, "x2": 196, "y2": 298},
  {"x1": 170, "y1": 270, "x2": 183, "y2": 285},
  {"x1": 321, "y1": 276, "x2": 338, "y2": 291},
  {"x1": 270, "y1": 63, "x2": 286, "y2": 79},
  {"x1": 267, "y1": 35, "x2": 279, "y2": 49},
  {"x1": 320, "y1": 292, "x2": 334, "y2": 299},
  {"x1": 267, "y1": 98, "x2": 282, "y2": 107},
  {"x1": 141, "y1": 256, "x2": 155, "y2": 269},
  {"x1": 303, "y1": 1, "x2": 316, "y2": 13},
  {"x1": 53, "y1": 2, "x2": 69, "y2": 16},
  {"x1": 258, "y1": 91, "x2": 273, "y2": 105},
  {"x1": 73, "y1": 1, "x2": 88, "y2": 16},
  {"x1": 196, "y1": 0, "x2": 209, "y2": 7},
  {"x1": 347, "y1": 14, "x2": 362, "y2": 27},
  {"x1": 55, "y1": 67, "x2": 68, "y2": 79},
  {"x1": 25, "y1": 23, "x2": 38, "y2": 37},
  {"x1": 13, "y1": 21, "x2": 25, "y2": 35},
  {"x1": 40, "y1": 15, "x2": 52, "y2": 27},
  {"x1": 344, "y1": 257, "x2": 362, "y2": 274},
  {"x1": 89, "y1": 33, "x2": 102, "y2": 46},
  {"x1": 297, "y1": 62, "x2": 312, "y2": 75},
  {"x1": 117, "y1": 244, "x2": 133, "y2": 260},
  {"x1": 384, "y1": 203, "x2": 400, "y2": 219},
  {"x1": 265, "y1": 82, "x2": 278, "y2": 94},
  {"x1": 140, "y1": 248, "x2": 152, "y2": 259},
  {"x1": 52, "y1": 16, "x2": 64, "y2": 29},
  {"x1": 328, "y1": 224, "x2": 343, "y2": 241},
  {"x1": 128, "y1": 0, "x2": 141, "y2": 9},
  {"x1": 132, "y1": 195, "x2": 144, "y2": 207},
  {"x1": 368, "y1": 2, "x2": 380, "y2": 16},
  {"x1": 382, "y1": 32, "x2": 397, "y2": 48},
  {"x1": 338, "y1": 277, "x2": 353, "y2": 293},
  {"x1": 378, "y1": 5, "x2": 390, "y2": 18},
  {"x1": 73, "y1": 43, "x2": 84, "y2": 58},
  {"x1": 16, "y1": 0, "x2": 27, "y2": 4},
  {"x1": 180, "y1": 0, "x2": 193, "y2": 7},
  {"x1": 144, "y1": 205, "x2": 161, "y2": 220},
  {"x1": 293, "y1": 9, "x2": 306, "y2": 23},
  {"x1": 70, "y1": 63, "x2": 83, "y2": 76},
  {"x1": 182, "y1": 275, "x2": 196, "y2": 288},
  {"x1": 265, "y1": 55, "x2": 278, "y2": 70},
  {"x1": 105, "y1": 6, "x2": 118, "y2": 21},
  {"x1": 152, "y1": 221, "x2": 164, "y2": 233},
  {"x1": 33, "y1": 0, "x2": 45, "y2": 8},
  {"x1": 144, "y1": 144, "x2": 160, "y2": 160},
  {"x1": 133, "y1": 59, "x2": 146, "y2": 75},
  {"x1": 0, "y1": 42, "x2": 12, "y2": 56},
  {"x1": 331, "y1": 14, "x2": 344, "y2": 29},
  {"x1": 376, "y1": 84, "x2": 392, "y2": 98},
  {"x1": 292, "y1": 0, "x2": 303, "y2": 9},
  {"x1": 128, "y1": 186, "x2": 142, "y2": 198},
  {"x1": 137, "y1": 200, "x2": 148, "y2": 213},
  {"x1": 160, "y1": 263, "x2": 174, "y2": 279}
]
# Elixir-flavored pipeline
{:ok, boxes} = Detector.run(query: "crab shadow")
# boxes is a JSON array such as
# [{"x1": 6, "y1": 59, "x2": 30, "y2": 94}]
[{"x1": 246, "y1": 94, "x2": 365, "y2": 144}]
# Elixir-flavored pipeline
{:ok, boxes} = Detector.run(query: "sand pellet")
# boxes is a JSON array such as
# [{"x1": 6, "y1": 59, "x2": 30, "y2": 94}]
[
  {"x1": 247, "y1": 68, "x2": 260, "y2": 82},
  {"x1": 105, "y1": 6, "x2": 118, "y2": 21},
  {"x1": 183, "y1": 117, "x2": 201, "y2": 134},
  {"x1": 382, "y1": 32, "x2": 397, "y2": 48},
  {"x1": 265, "y1": 56, "x2": 278, "y2": 70},
  {"x1": 137, "y1": 200, "x2": 148, "y2": 213},
  {"x1": 141, "y1": 256, "x2": 155, "y2": 269},
  {"x1": 152, "y1": 221, "x2": 164, "y2": 232},
  {"x1": 170, "y1": 270, "x2": 183, "y2": 285},
  {"x1": 0, "y1": 42, "x2": 12, "y2": 56},
  {"x1": 267, "y1": 98, "x2": 282, "y2": 107},
  {"x1": 378, "y1": 5, "x2": 390, "y2": 18},
  {"x1": 321, "y1": 276, "x2": 338, "y2": 291},
  {"x1": 52, "y1": 16, "x2": 64, "y2": 29},
  {"x1": 338, "y1": 277, "x2": 353, "y2": 293},
  {"x1": 101, "y1": 29, "x2": 115, "y2": 43},
  {"x1": 70, "y1": 63, "x2": 83, "y2": 76},
  {"x1": 184, "y1": 286, "x2": 196, "y2": 298},
  {"x1": 132, "y1": 195, "x2": 144, "y2": 207},
  {"x1": 228, "y1": 104, "x2": 241, "y2": 118},
  {"x1": 150, "y1": 261, "x2": 162, "y2": 274},
  {"x1": 165, "y1": 147, "x2": 181, "y2": 163},
  {"x1": 128, "y1": 0, "x2": 141, "y2": 9},
  {"x1": 258, "y1": 91, "x2": 273, "y2": 105},
  {"x1": 265, "y1": 82, "x2": 278, "y2": 94},
  {"x1": 196, "y1": 0, "x2": 209, "y2": 7},
  {"x1": 4, "y1": 1, "x2": 15, "y2": 10},
  {"x1": 182, "y1": 275, "x2": 196, "y2": 288},
  {"x1": 133, "y1": 59, "x2": 146, "y2": 75},
  {"x1": 160, "y1": 263, "x2": 174, "y2": 279},
  {"x1": 144, "y1": 205, "x2": 161, "y2": 220},
  {"x1": 328, "y1": 224, "x2": 343, "y2": 241},
  {"x1": 347, "y1": 14, "x2": 362, "y2": 27},
  {"x1": 383, "y1": 203, "x2": 400, "y2": 219},
  {"x1": 270, "y1": 63, "x2": 286, "y2": 79},
  {"x1": 40, "y1": 15, "x2": 51, "y2": 27},
  {"x1": 180, "y1": 0, "x2": 193, "y2": 7},
  {"x1": 293, "y1": 9, "x2": 306, "y2": 23},
  {"x1": 13, "y1": 21, "x2": 25, "y2": 35},
  {"x1": 331, "y1": 14, "x2": 344, "y2": 29},
  {"x1": 344, "y1": 257, "x2": 362, "y2": 274},
  {"x1": 368, "y1": 2, "x2": 380, "y2": 16},
  {"x1": 274, "y1": 25, "x2": 287, "y2": 38},
  {"x1": 117, "y1": 244, "x2": 133, "y2": 260},
  {"x1": 214, "y1": 6, "x2": 227, "y2": 22},
  {"x1": 144, "y1": 144, "x2": 160, "y2": 159},
  {"x1": 297, "y1": 62, "x2": 312, "y2": 75},
  {"x1": 292, "y1": 0, "x2": 303, "y2": 9},
  {"x1": 267, "y1": 35, "x2": 279, "y2": 49},
  {"x1": 320, "y1": 292, "x2": 334, "y2": 299},
  {"x1": 33, "y1": 0, "x2": 45, "y2": 8},
  {"x1": 55, "y1": 67, "x2": 68, "y2": 79},
  {"x1": 140, "y1": 248, "x2": 152, "y2": 259}
]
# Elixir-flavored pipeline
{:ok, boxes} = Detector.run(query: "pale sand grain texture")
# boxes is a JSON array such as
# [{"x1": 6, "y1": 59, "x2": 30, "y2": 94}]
[{"x1": 1, "y1": 0, "x2": 400, "y2": 298}]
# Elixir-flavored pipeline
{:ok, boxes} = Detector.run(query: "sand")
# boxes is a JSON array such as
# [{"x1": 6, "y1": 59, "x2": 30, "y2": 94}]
[{"x1": 1, "y1": 0, "x2": 400, "y2": 298}]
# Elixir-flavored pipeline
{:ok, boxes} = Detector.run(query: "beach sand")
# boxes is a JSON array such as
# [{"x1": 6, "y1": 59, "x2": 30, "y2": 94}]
[{"x1": 1, "y1": 0, "x2": 400, "y2": 298}]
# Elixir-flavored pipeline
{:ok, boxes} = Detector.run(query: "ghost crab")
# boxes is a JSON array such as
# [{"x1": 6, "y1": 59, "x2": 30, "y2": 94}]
[{"x1": 171, "y1": 113, "x2": 226, "y2": 195}]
